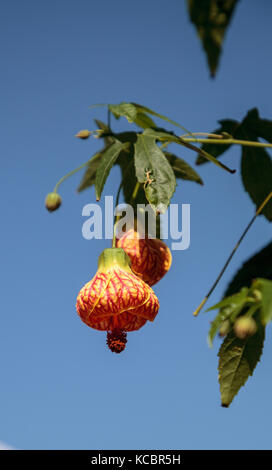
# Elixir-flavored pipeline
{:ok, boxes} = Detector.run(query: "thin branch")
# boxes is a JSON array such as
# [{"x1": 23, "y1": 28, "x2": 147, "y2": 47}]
[
  {"x1": 182, "y1": 137, "x2": 272, "y2": 149},
  {"x1": 193, "y1": 191, "x2": 272, "y2": 317}
]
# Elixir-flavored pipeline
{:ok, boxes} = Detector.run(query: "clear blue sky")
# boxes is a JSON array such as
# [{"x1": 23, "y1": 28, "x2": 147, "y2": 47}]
[{"x1": 1, "y1": 0, "x2": 272, "y2": 450}]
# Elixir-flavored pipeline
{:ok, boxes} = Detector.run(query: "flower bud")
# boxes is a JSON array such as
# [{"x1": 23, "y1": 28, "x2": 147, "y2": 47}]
[
  {"x1": 219, "y1": 319, "x2": 231, "y2": 338},
  {"x1": 45, "y1": 192, "x2": 62, "y2": 212},
  {"x1": 234, "y1": 316, "x2": 257, "y2": 340},
  {"x1": 75, "y1": 130, "x2": 91, "y2": 139}
]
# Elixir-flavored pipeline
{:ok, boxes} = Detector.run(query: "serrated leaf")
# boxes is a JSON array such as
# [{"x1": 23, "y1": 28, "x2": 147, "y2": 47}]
[
  {"x1": 253, "y1": 278, "x2": 272, "y2": 325},
  {"x1": 196, "y1": 119, "x2": 239, "y2": 165},
  {"x1": 143, "y1": 127, "x2": 235, "y2": 174},
  {"x1": 116, "y1": 151, "x2": 161, "y2": 238},
  {"x1": 134, "y1": 134, "x2": 176, "y2": 213},
  {"x1": 77, "y1": 152, "x2": 103, "y2": 192},
  {"x1": 95, "y1": 140, "x2": 129, "y2": 201},
  {"x1": 108, "y1": 103, "x2": 138, "y2": 123},
  {"x1": 218, "y1": 324, "x2": 265, "y2": 407},
  {"x1": 165, "y1": 152, "x2": 203, "y2": 184},
  {"x1": 235, "y1": 108, "x2": 272, "y2": 144},
  {"x1": 187, "y1": 0, "x2": 239, "y2": 77},
  {"x1": 241, "y1": 145, "x2": 272, "y2": 221},
  {"x1": 238, "y1": 109, "x2": 272, "y2": 221}
]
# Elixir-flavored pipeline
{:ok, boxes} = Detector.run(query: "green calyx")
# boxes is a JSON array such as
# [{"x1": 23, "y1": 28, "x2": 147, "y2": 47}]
[{"x1": 98, "y1": 248, "x2": 132, "y2": 272}]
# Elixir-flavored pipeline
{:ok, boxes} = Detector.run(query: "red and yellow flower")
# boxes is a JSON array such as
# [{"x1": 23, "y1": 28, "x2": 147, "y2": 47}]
[
  {"x1": 76, "y1": 247, "x2": 159, "y2": 353},
  {"x1": 117, "y1": 229, "x2": 172, "y2": 286}
]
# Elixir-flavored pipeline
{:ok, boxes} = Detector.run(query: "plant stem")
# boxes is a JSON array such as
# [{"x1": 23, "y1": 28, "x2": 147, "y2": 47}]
[
  {"x1": 193, "y1": 191, "x2": 272, "y2": 317},
  {"x1": 181, "y1": 132, "x2": 224, "y2": 139},
  {"x1": 112, "y1": 160, "x2": 135, "y2": 248},
  {"x1": 131, "y1": 181, "x2": 141, "y2": 204},
  {"x1": 182, "y1": 137, "x2": 272, "y2": 149},
  {"x1": 107, "y1": 106, "x2": 111, "y2": 129},
  {"x1": 53, "y1": 159, "x2": 92, "y2": 193}
]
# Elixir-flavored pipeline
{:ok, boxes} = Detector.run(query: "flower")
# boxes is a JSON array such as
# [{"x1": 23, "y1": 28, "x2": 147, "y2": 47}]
[
  {"x1": 116, "y1": 229, "x2": 172, "y2": 286},
  {"x1": 76, "y1": 248, "x2": 159, "y2": 352},
  {"x1": 45, "y1": 192, "x2": 62, "y2": 212}
]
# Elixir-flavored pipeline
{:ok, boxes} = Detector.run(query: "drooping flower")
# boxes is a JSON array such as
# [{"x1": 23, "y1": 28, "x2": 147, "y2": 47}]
[
  {"x1": 76, "y1": 247, "x2": 159, "y2": 353},
  {"x1": 116, "y1": 229, "x2": 172, "y2": 286}
]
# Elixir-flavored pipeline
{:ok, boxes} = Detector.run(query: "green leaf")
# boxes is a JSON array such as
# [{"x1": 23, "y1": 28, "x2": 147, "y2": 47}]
[
  {"x1": 237, "y1": 109, "x2": 272, "y2": 222},
  {"x1": 241, "y1": 145, "x2": 272, "y2": 221},
  {"x1": 207, "y1": 288, "x2": 249, "y2": 345},
  {"x1": 187, "y1": 0, "x2": 239, "y2": 77},
  {"x1": 224, "y1": 242, "x2": 272, "y2": 297},
  {"x1": 196, "y1": 119, "x2": 239, "y2": 165},
  {"x1": 132, "y1": 103, "x2": 192, "y2": 135},
  {"x1": 235, "y1": 108, "x2": 272, "y2": 144},
  {"x1": 208, "y1": 306, "x2": 232, "y2": 347},
  {"x1": 116, "y1": 150, "x2": 147, "y2": 207},
  {"x1": 116, "y1": 151, "x2": 162, "y2": 238},
  {"x1": 77, "y1": 119, "x2": 114, "y2": 192},
  {"x1": 234, "y1": 108, "x2": 272, "y2": 221},
  {"x1": 206, "y1": 288, "x2": 249, "y2": 312},
  {"x1": 143, "y1": 128, "x2": 236, "y2": 174},
  {"x1": 108, "y1": 103, "x2": 138, "y2": 123},
  {"x1": 114, "y1": 132, "x2": 138, "y2": 144},
  {"x1": 134, "y1": 134, "x2": 176, "y2": 213},
  {"x1": 134, "y1": 112, "x2": 156, "y2": 129},
  {"x1": 164, "y1": 152, "x2": 203, "y2": 184},
  {"x1": 218, "y1": 324, "x2": 265, "y2": 407},
  {"x1": 95, "y1": 140, "x2": 129, "y2": 201},
  {"x1": 253, "y1": 278, "x2": 272, "y2": 325},
  {"x1": 77, "y1": 152, "x2": 103, "y2": 192}
]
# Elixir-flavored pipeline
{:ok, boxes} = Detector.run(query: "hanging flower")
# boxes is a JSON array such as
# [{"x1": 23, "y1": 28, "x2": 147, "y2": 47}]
[
  {"x1": 116, "y1": 229, "x2": 172, "y2": 286},
  {"x1": 76, "y1": 248, "x2": 159, "y2": 353}
]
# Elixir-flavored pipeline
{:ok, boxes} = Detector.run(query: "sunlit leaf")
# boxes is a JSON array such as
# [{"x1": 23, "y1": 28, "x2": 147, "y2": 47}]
[
  {"x1": 134, "y1": 134, "x2": 176, "y2": 213},
  {"x1": 108, "y1": 103, "x2": 138, "y2": 123}
]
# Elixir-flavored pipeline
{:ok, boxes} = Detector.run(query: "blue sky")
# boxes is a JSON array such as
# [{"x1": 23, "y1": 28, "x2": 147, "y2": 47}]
[{"x1": 1, "y1": 0, "x2": 272, "y2": 450}]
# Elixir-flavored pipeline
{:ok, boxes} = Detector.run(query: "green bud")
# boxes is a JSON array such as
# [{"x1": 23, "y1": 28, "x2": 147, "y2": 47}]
[
  {"x1": 234, "y1": 316, "x2": 257, "y2": 340},
  {"x1": 45, "y1": 192, "x2": 62, "y2": 212},
  {"x1": 252, "y1": 289, "x2": 262, "y2": 302},
  {"x1": 219, "y1": 320, "x2": 231, "y2": 338},
  {"x1": 75, "y1": 130, "x2": 91, "y2": 139}
]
